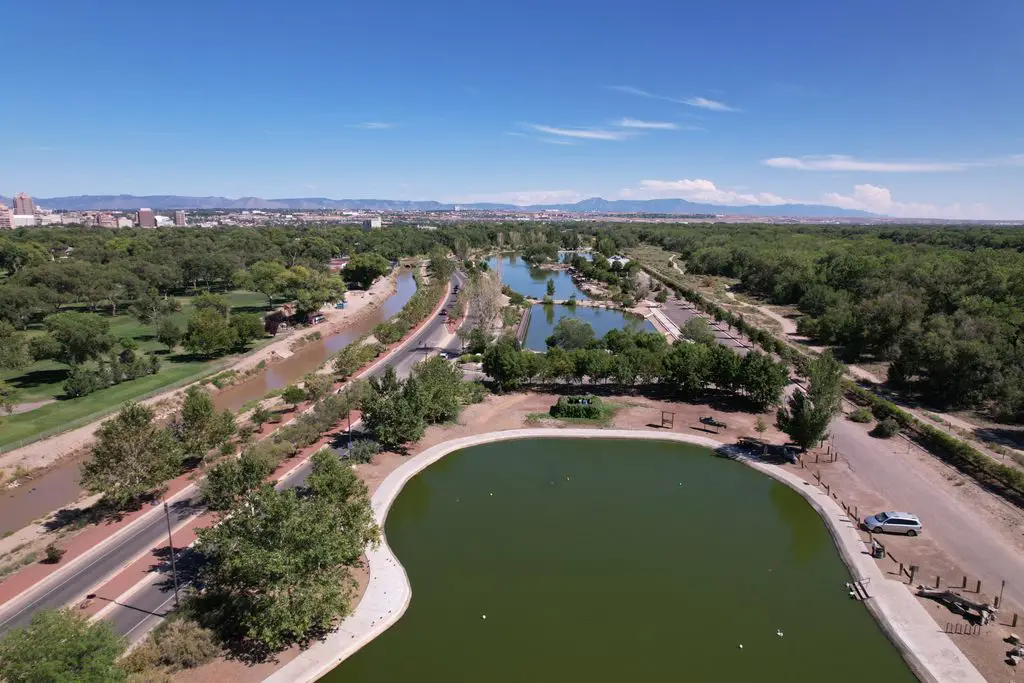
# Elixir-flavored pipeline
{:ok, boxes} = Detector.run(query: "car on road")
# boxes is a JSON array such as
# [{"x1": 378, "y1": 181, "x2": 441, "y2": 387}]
[
  {"x1": 863, "y1": 511, "x2": 922, "y2": 536},
  {"x1": 440, "y1": 308, "x2": 448, "y2": 316}
]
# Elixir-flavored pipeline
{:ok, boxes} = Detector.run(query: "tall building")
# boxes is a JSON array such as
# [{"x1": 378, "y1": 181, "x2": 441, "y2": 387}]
[
  {"x1": 136, "y1": 208, "x2": 156, "y2": 228},
  {"x1": 97, "y1": 213, "x2": 117, "y2": 228},
  {"x1": 362, "y1": 216, "x2": 382, "y2": 230},
  {"x1": 173, "y1": 210, "x2": 186, "y2": 226},
  {"x1": 0, "y1": 204, "x2": 14, "y2": 229},
  {"x1": 13, "y1": 192, "x2": 35, "y2": 216}
]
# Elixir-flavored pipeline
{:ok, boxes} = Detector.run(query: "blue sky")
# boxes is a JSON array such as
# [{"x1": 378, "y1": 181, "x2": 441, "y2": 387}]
[{"x1": 3, "y1": 0, "x2": 1024, "y2": 218}]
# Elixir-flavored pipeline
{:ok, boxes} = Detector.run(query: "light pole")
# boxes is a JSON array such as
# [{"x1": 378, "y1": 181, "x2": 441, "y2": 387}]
[{"x1": 163, "y1": 501, "x2": 180, "y2": 609}]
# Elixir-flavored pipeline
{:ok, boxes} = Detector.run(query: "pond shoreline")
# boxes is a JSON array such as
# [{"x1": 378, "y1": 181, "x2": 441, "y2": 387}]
[{"x1": 265, "y1": 429, "x2": 983, "y2": 683}]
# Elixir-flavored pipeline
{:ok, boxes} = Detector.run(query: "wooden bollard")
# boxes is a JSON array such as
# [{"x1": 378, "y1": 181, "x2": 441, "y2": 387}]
[
  {"x1": 899, "y1": 562, "x2": 904, "y2": 577},
  {"x1": 961, "y1": 576, "x2": 967, "y2": 589},
  {"x1": 1013, "y1": 613, "x2": 1019, "y2": 628},
  {"x1": 976, "y1": 579, "x2": 982, "y2": 593},
  {"x1": 935, "y1": 575, "x2": 941, "y2": 588}
]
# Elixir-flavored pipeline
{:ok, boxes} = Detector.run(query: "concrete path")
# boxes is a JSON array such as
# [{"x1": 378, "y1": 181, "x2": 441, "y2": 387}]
[{"x1": 266, "y1": 429, "x2": 983, "y2": 683}]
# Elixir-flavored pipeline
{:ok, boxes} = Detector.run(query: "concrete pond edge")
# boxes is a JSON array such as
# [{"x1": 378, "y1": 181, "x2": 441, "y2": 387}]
[{"x1": 265, "y1": 428, "x2": 985, "y2": 683}]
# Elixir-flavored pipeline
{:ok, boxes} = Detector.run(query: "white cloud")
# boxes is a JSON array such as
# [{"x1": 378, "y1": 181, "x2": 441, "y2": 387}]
[
  {"x1": 615, "y1": 118, "x2": 679, "y2": 130},
  {"x1": 764, "y1": 153, "x2": 1024, "y2": 172},
  {"x1": 682, "y1": 97, "x2": 736, "y2": 112},
  {"x1": 347, "y1": 122, "x2": 393, "y2": 130},
  {"x1": 448, "y1": 190, "x2": 585, "y2": 206},
  {"x1": 620, "y1": 179, "x2": 789, "y2": 206},
  {"x1": 616, "y1": 177, "x2": 981, "y2": 217},
  {"x1": 526, "y1": 124, "x2": 631, "y2": 141},
  {"x1": 608, "y1": 85, "x2": 737, "y2": 111},
  {"x1": 763, "y1": 155, "x2": 965, "y2": 172}
]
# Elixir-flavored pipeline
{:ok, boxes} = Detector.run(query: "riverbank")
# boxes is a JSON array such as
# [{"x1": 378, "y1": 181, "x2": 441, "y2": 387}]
[{"x1": 0, "y1": 271, "x2": 399, "y2": 481}]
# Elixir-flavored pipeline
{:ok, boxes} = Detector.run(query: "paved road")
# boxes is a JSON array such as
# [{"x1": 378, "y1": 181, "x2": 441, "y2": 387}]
[
  {"x1": 0, "y1": 273, "x2": 465, "y2": 640},
  {"x1": 659, "y1": 298, "x2": 752, "y2": 355},
  {"x1": 828, "y1": 414, "x2": 1024, "y2": 608},
  {"x1": 101, "y1": 272, "x2": 467, "y2": 641}
]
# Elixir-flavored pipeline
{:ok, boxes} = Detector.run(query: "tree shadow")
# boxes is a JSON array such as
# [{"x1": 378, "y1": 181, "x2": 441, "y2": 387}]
[
  {"x1": 151, "y1": 545, "x2": 205, "y2": 588},
  {"x1": 973, "y1": 427, "x2": 1024, "y2": 451},
  {"x1": 7, "y1": 368, "x2": 68, "y2": 390},
  {"x1": 232, "y1": 305, "x2": 270, "y2": 314}
]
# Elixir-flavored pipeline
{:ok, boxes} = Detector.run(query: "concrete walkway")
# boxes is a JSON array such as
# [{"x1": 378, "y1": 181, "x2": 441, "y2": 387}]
[{"x1": 265, "y1": 429, "x2": 984, "y2": 683}]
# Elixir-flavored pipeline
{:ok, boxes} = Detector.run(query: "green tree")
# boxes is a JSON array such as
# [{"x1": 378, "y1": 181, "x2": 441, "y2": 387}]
[
  {"x1": 305, "y1": 449, "x2": 379, "y2": 559},
  {"x1": 707, "y1": 343, "x2": 741, "y2": 391},
  {"x1": 596, "y1": 237, "x2": 617, "y2": 257},
  {"x1": 0, "y1": 320, "x2": 30, "y2": 369},
  {"x1": 342, "y1": 253, "x2": 391, "y2": 290},
  {"x1": 281, "y1": 384, "x2": 307, "y2": 408},
  {"x1": 81, "y1": 402, "x2": 182, "y2": 507},
  {"x1": 0, "y1": 610, "x2": 126, "y2": 683},
  {"x1": 156, "y1": 317, "x2": 182, "y2": 352},
  {"x1": 466, "y1": 326, "x2": 488, "y2": 354},
  {"x1": 545, "y1": 278, "x2": 556, "y2": 297},
  {"x1": 545, "y1": 317, "x2": 596, "y2": 350},
  {"x1": 230, "y1": 312, "x2": 264, "y2": 348},
  {"x1": 411, "y1": 355, "x2": 464, "y2": 423},
  {"x1": 192, "y1": 292, "x2": 231, "y2": 317},
  {"x1": 663, "y1": 342, "x2": 710, "y2": 397},
  {"x1": 482, "y1": 339, "x2": 526, "y2": 391},
  {"x1": 40, "y1": 311, "x2": 114, "y2": 366},
  {"x1": 201, "y1": 450, "x2": 275, "y2": 511},
  {"x1": 361, "y1": 367, "x2": 426, "y2": 449},
  {"x1": 247, "y1": 260, "x2": 287, "y2": 306},
  {"x1": 303, "y1": 373, "x2": 334, "y2": 402},
  {"x1": 129, "y1": 289, "x2": 180, "y2": 324},
  {"x1": 183, "y1": 308, "x2": 236, "y2": 357},
  {"x1": 738, "y1": 351, "x2": 789, "y2": 410},
  {"x1": 680, "y1": 317, "x2": 717, "y2": 345},
  {"x1": 174, "y1": 387, "x2": 236, "y2": 462},
  {"x1": 776, "y1": 353, "x2": 844, "y2": 450},
  {"x1": 193, "y1": 486, "x2": 368, "y2": 652}
]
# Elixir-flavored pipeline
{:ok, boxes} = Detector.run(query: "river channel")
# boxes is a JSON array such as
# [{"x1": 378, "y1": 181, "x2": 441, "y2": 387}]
[{"x1": 0, "y1": 271, "x2": 417, "y2": 535}]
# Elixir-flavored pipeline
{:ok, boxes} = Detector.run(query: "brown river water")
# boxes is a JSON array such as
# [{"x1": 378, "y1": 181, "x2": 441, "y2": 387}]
[{"x1": 0, "y1": 271, "x2": 417, "y2": 535}]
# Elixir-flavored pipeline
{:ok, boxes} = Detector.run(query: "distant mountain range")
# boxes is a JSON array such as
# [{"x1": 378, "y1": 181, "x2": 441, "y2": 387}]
[{"x1": 0, "y1": 194, "x2": 874, "y2": 218}]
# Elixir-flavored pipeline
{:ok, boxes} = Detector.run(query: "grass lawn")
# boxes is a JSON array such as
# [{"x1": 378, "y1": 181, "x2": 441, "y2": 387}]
[{"x1": 0, "y1": 290, "x2": 271, "y2": 451}]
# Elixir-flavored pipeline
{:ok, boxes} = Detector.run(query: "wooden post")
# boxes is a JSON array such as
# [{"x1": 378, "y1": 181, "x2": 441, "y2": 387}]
[
  {"x1": 909, "y1": 565, "x2": 919, "y2": 585},
  {"x1": 1013, "y1": 613, "x2": 1019, "y2": 628},
  {"x1": 975, "y1": 579, "x2": 982, "y2": 593},
  {"x1": 961, "y1": 576, "x2": 967, "y2": 589},
  {"x1": 899, "y1": 562, "x2": 904, "y2": 577},
  {"x1": 935, "y1": 575, "x2": 941, "y2": 589}
]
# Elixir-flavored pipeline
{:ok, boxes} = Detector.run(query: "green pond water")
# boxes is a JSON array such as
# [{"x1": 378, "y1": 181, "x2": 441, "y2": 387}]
[
  {"x1": 524, "y1": 303, "x2": 655, "y2": 351},
  {"x1": 323, "y1": 439, "x2": 914, "y2": 683},
  {"x1": 487, "y1": 254, "x2": 588, "y2": 300}
]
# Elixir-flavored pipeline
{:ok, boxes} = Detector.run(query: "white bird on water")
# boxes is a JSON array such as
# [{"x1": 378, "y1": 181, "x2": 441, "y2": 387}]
[
  {"x1": 776, "y1": 629, "x2": 784, "y2": 638},
  {"x1": 738, "y1": 644, "x2": 743, "y2": 650}
]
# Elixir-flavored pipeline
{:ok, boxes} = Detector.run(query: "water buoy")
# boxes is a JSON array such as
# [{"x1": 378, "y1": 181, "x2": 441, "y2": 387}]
[
  {"x1": 482, "y1": 614, "x2": 487, "y2": 620},
  {"x1": 776, "y1": 629, "x2": 784, "y2": 638},
  {"x1": 738, "y1": 644, "x2": 743, "y2": 649}
]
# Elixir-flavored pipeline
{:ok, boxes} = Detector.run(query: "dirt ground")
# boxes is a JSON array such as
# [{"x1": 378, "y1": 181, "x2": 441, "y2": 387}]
[{"x1": 178, "y1": 390, "x2": 1024, "y2": 683}]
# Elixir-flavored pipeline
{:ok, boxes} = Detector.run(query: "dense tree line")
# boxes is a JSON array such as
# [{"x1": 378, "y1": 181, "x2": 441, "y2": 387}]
[
  {"x1": 622, "y1": 223, "x2": 1024, "y2": 421},
  {"x1": 480, "y1": 325, "x2": 789, "y2": 410}
]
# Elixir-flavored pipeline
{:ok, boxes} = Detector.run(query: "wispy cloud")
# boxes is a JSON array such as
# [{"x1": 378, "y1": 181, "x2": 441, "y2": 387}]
[
  {"x1": 763, "y1": 154, "x2": 1024, "y2": 172},
  {"x1": 620, "y1": 179, "x2": 789, "y2": 206},
  {"x1": 526, "y1": 124, "x2": 631, "y2": 141},
  {"x1": 682, "y1": 96, "x2": 735, "y2": 112},
  {"x1": 615, "y1": 118, "x2": 679, "y2": 130},
  {"x1": 608, "y1": 85, "x2": 737, "y2": 112},
  {"x1": 347, "y1": 122, "x2": 394, "y2": 130}
]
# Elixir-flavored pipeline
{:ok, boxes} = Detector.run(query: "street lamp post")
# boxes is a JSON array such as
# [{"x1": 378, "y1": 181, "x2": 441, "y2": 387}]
[{"x1": 163, "y1": 501, "x2": 180, "y2": 609}]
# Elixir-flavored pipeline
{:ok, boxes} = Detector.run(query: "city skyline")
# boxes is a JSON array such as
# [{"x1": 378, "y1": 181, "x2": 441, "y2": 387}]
[{"x1": 2, "y1": 1, "x2": 1023, "y2": 218}]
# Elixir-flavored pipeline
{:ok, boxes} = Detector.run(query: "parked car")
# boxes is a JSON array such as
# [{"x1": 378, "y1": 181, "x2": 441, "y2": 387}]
[{"x1": 863, "y1": 511, "x2": 922, "y2": 536}]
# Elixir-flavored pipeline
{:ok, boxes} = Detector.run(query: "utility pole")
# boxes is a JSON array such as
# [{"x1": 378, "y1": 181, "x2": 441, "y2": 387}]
[{"x1": 163, "y1": 501, "x2": 180, "y2": 609}]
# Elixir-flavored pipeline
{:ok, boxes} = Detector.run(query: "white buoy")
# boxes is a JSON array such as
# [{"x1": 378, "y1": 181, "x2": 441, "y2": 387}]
[
  {"x1": 489, "y1": 492, "x2": 493, "y2": 496},
  {"x1": 776, "y1": 629, "x2": 784, "y2": 638},
  {"x1": 482, "y1": 614, "x2": 487, "y2": 620},
  {"x1": 738, "y1": 644, "x2": 743, "y2": 649}
]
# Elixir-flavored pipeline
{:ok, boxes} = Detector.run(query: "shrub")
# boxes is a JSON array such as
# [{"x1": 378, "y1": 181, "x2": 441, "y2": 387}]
[
  {"x1": 461, "y1": 380, "x2": 488, "y2": 405},
  {"x1": 848, "y1": 407, "x2": 873, "y2": 423},
  {"x1": 655, "y1": 289, "x2": 668, "y2": 303},
  {"x1": 550, "y1": 395, "x2": 603, "y2": 419},
  {"x1": 348, "y1": 438, "x2": 380, "y2": 464},
  {"x1": 870, "y1": 417, "x2": 900, "y2": 438},
  {"x1": 150, "y1": 618, "x2": 219, "y2": 669},
  {"x1": 44, "y1": 543, "x2": 65, "y2": 564},
  {"x1": 250, "y1": 404, "x2": 271, "y2": 427}
]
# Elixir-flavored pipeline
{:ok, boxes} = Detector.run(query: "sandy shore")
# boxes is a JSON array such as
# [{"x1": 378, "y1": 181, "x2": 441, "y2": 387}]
[{"x1": 0, "y1": 272, "x2": 399, "y2": 477}]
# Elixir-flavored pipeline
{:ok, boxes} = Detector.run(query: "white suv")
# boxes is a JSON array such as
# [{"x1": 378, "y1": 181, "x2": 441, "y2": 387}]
[{"x1": 863, "y1": 511, "x2": 922, "y2": 536}]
